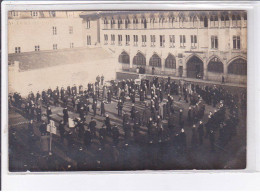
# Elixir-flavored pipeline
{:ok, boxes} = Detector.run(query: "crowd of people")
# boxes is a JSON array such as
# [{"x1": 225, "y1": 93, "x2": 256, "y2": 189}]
[{"x1": 9, "y1": 74, "x2": 246, "y2": 170}]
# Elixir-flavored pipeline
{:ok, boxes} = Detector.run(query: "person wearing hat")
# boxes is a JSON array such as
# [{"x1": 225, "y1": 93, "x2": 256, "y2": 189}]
[
  {"x1": 46, "y1": 106, "x2": 52, "y2": 124},
  {"x1": 99, "y1": 125, "x2": 107, "y2": 148},
  {"x1": 198, "y1": 120, "x2": 204, "y2": 145}
]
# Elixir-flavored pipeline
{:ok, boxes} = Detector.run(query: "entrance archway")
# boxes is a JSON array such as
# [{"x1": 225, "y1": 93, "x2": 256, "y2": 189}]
[{"x1": 186, "y1": 55, "x2": 204, "y2": 79}]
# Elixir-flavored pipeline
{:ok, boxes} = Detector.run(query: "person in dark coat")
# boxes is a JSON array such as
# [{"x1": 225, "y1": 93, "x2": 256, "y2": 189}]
[
  {"x1": 99, "y1": 125, "x2": 107, "y2": 148},
  {"x1": 89, "y1": 117, "x2": 97, "y2": 137},
  {"x1": 198, "y1": 120, "x2": 204, "y2": 145},
  {"x1": 36, "y1": 105, "x2": 42, "y2": 122},
  {"x1": 133, "y1": 122, "x2": 140, "y2": 142},
  {"x1": 117, "y1": 99, "x2": 123, "y2": 117},
  {"x1": 63, "y1": 107, "x2": 69, "y2": 124},
  {"x1": 46, "y1": 106, "x2": 52, "y2": 124},
  {"x1": 130, "y1": 104, "x2": 136, "y2": 121},
  {"x1": 58, "y1": 120, "x2": 65, "y2": 143},
  {"x1": 112, "y1": 125, "x2": 120, "y2": 146},
  {"x1": 101, "y1": 100, "x2": 105, "y2": 116},
  {"x1": 39, "y1": 121, "x2": 47, "y2": 136},
  {"x1": 83, "y1": 129, "x2": 92, "y2": 149},
  {"x1": 92, "y1": 101, "x2": 97, "y2": 116},
  {"x1": 105, "y1": 114, "x2": 112, "y2": 135}
]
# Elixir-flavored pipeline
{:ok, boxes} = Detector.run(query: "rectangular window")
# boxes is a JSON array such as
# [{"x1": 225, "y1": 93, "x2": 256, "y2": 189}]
[
  {"x1": 15, "y1": 47, "x2": 21, "y2": 53},
  {"x1": 35, "y1": 45, "x2": 40, "y2": 51},
  {"x1": 160, "y1": 35, "x2": 165, "y2": 47},
  {"x1": 50, "y1": 11, "x2": 56, "y2": 17},
  {"x1": 180, "y1": 35, "x2": 186, "y2": 47},
  {"x1": 151, "y1": 35, "x2": 156, "y2": 47},
  {"x1": 53, "y1": 44, "x2": 57, "y2": 50},
  {"x1": 31, "y1": 11, "x2": 38, "y2": 17},
  {"x1": 70, "y1": 43, "x2": 74, "y2": 48},
  {"x1": 118, "y1": 35, "x2": 122, "y2": 45},
  {"x1": 52, "y1": 26, "x2": 57, "y2": 35},
  {"x1": 87, "y1": 36, "x2": 91, "y2": 45},
  {"x1": 142, "y1": 35, "x2": 146, "y2": 46},
  {"x1": 233, "y1": 36, "x2": 241, "y2": 49},
  {"x1": 111, "y1": 34, "x2": 115, "y2": 45},
  {"x1": 86, "y1": 20, "x2": 91, "y2": 29},
  {"x1": 104, "y1": 34, "x2": 108, "y2": 45},
  {"x1": 169, "y1": 35, "x2": 175, "y2": 47},
  {"x1": 133, "y1": 35, "x2": 138, "y2": 46},
  {"x1": 211, "y1": 36, "x2": 218, "y2": 49},
  {"x1": 126, "y1": 35, "x2": 130, "y2": 46},
  {"x1": 11, "y1": 11, "x2": 18, "y2": 17},
  {"x1": 191, "y1": 35, "x2": 197, "y2": 48},
  {"x1": 69, "y1": 26, "x2": 73, "y2": 34}
]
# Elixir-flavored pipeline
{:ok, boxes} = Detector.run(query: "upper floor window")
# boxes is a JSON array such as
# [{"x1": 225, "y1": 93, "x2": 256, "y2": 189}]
[
  {"x1": 133, "y1": 18, "x2": 138, "y2": 29},
  {"x1": 118, "y1": 18, "x2": 123, "y2": 29},
  {"x1": 190, "y1": 16, "x2": 198, "y2": 28},
  {"x1": 50, "y1": 11, "x2": 56, "y2": 17},
  {"x1": 31, "y1": 11, "x2": 38, "y2": 17},
  {"x1": 151, "y1": 35, "x2": 156, "y2": 47},
  {"x1": 210, "y1": 15, "x2": 219, "y2": 27},
  {"x1": 142, "y1": 35, "x2": 147, "y2": 47},
  {"x1": 169, "y1": 35, "x2": 175, "y2": 47},
  {"x1": 200, "y1": 15, "x2": 208, "y2": 27},
  {"x1": 70, "y1": 43, "x2": 74, "y2": 48},
  {"x1": 169, "y1": 16, "x2": 174, "y2": 27},
  {"x1": 125, "y1": 18, "x2": 130, "y2": 29},
  {"x1": 133, "y1": 35, "x2": 138, "y2": 46},
  {"x1": 15, "y1": 47, "x2": 21, "y2": 53},
  {"x1": 35, "y1": 45, "x2": 40, "y2": 51},
  {"x1": 191, "y1": 35, "x2": 197, "y2": 48},
  {"x1": 232, "y1": 14, "x2": 241, "y2": 27},
  {"x1": 160, "y1": 35, "x2": 165, "y2": 47},
  {"x1": 179, "y1": 16, "x2": 185, "y2": 28},
  {"x1": 118, "y1": 35, "x2": 122, "y2": 45},
  {"x1": 211, "y1": 36, "x2": 218, "y2": 49},
  {"x1": 87, "y1": 36, "x2": 91, "y2": 45},
  {"x1": 141, "y1": 18, "x2": 147, "y2": 29},
  {"x1": 69, "y1": 26, "x2": 73, "y2": 34},
  {"x1": 104, "y1": 34, "x2": 108, "y2": 45},
  {"x1": 221, "y1": 14, "x2": 230, "y2": 27},
  {"x1": 111, "y1": 18, "x2": 115, "y2": 29},
  {"x1": 126, "y1": 35, "x2": 130, "y2": 46},
  {"x1": 150, "y1": 18, "x2": 156, "y2": 28},
  {"x1": 104, "y1": 18, "x2": 109, "y2": 29},
  {"x1": 233, "y1": 36, "x2": 241, "y2": 49},
  {"x1": 52, "y1": 26, "x2": 57, "y2": 35},
  {"x1": 86, "y1": 20, "x2": 91, "y2": 29},
  {"x1": 159, "y1": 16, "x2": 165, "y2": 27},
  {"x1": 10, "y1": 11, "x2": 18, "y2": 17},
  {"x1": 180, "y1": 35, "x2": 186, "y2": 47}
]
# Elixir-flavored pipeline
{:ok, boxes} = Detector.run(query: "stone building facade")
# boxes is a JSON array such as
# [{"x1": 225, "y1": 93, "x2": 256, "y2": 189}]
[
  {"x1": 8, "y1": 11, "x2": 84, "y2": 53},
  {"x1": 94, "y1": 11, "x2": 247, "y2": 84}
]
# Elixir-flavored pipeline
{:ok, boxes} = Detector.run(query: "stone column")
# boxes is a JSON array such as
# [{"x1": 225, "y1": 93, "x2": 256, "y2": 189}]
[{"x1": 203, "y1": 58, "x2": 208, "y2": 80}]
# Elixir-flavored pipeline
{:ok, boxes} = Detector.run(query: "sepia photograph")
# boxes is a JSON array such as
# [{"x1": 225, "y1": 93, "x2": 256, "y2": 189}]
[{"x1": 8, "y1": 10, "x2": 247, "y2": 172}]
